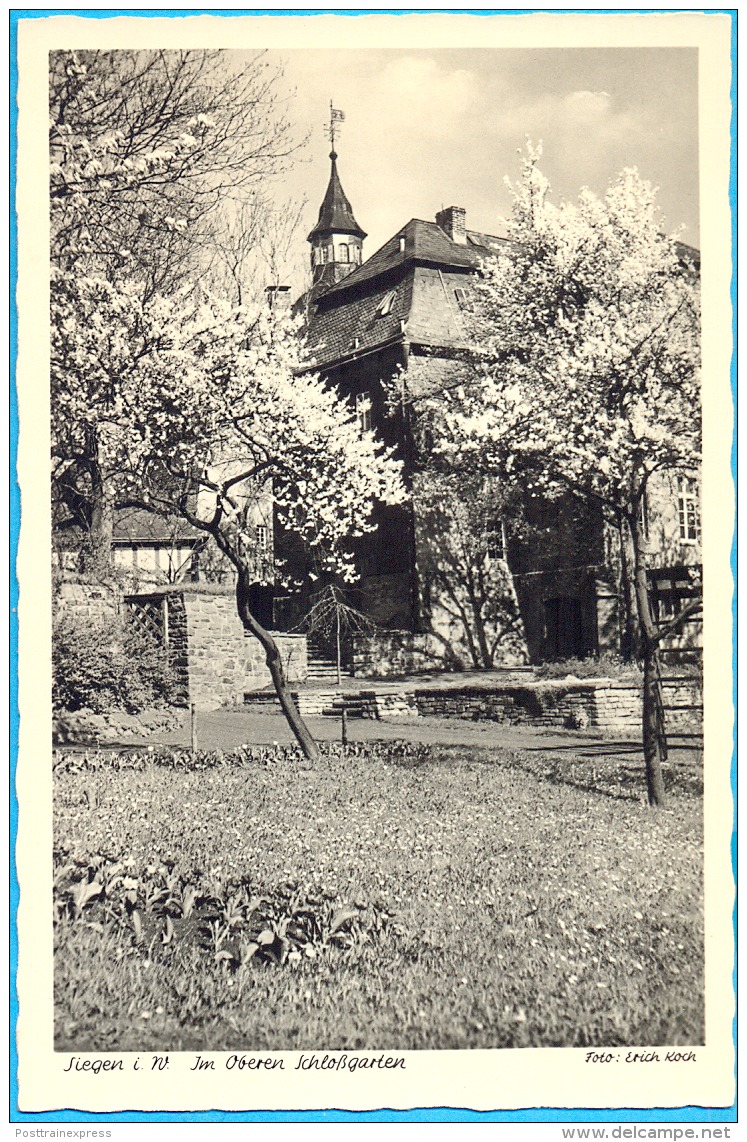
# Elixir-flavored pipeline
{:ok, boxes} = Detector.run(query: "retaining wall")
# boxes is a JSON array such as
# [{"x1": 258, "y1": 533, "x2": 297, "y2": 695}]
[
  {"x1": 247, "y1": 676, "x2": 702, "y2": 732},
  {"x1": 352, "y1": 631, "x2": 463, "y2": 677},
  {"x1": 408, "y1": 677, "x2": 701, "y2": 731}
]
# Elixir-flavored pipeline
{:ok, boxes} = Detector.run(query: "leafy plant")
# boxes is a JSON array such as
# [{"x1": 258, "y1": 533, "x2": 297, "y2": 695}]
[
  {"x1": 52, "y1": 611, "x2": 183, "y2": 714},
  {"x1": 52, "y1": 739, "x2": 434, "y2": 775},
  {"x1": 53, "y1": 856, "x2": 394, "y2": 973}
]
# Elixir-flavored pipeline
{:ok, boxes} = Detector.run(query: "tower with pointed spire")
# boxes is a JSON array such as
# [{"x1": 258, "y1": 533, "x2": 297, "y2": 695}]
[{"x1": 307, "y1": 105, "x2": 366, "y2": 288}]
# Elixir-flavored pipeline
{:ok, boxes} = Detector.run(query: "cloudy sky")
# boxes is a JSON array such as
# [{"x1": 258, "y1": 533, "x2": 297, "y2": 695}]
[{"x1": 260, "y1": 47, "x2": 698, "y2": 280}]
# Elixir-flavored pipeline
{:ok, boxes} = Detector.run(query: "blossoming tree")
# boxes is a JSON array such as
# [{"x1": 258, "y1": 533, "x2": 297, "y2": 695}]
[
  {"x1": 51, "y1": 276, "x2": 404, "y2": 759},
  {"x1": 49, "y1": 49, "x2": 295, "y2": 286},
  {"x1": 440, "y1": 147, "x2": 701, "y2": 806},
  {"x1": 50, "y1": 49, "x2": 299, "y2": 560}
]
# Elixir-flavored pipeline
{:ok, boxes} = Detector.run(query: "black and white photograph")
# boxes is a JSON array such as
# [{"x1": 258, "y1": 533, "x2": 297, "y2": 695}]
[{"x1": 13, "y1": 9, "x2": 735, "y2": 1117}]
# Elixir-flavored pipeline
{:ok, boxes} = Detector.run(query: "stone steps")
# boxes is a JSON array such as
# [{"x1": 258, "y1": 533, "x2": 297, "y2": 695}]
[{"x1": 243, "y1": 689, "x2": 415, "y2": 719}]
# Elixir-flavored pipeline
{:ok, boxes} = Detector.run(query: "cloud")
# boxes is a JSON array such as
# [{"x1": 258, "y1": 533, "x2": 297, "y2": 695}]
[
  {"x1": 564, "y1": 89, "x2": 612, "y2": 124},
  {"x1": 369, "y1": 56, "x2": 478, "y2": 138},
  {"x1": 488, "y1": 87, "x2": 645, "y2": 192},
  {"x1": 494, "y1": 88, "x2": 631, "y2": 141}
]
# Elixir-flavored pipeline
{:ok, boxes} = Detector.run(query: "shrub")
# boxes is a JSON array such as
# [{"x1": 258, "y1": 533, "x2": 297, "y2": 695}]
[
  {"x1": 53, "y1": 611, "x2": 184, "y2": 714},
  {"x1": 535, "y1": 653, "x2": 643, "y2": 682}
]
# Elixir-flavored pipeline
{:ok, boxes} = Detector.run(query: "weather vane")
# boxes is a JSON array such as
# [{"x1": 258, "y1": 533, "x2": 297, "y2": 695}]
[{"x1": 326, "y1": 102, "x2": 345, "y2": 152}]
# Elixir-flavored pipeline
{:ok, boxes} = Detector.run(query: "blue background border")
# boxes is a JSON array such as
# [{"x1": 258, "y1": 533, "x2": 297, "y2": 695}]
[{"x1": 9, "y1": 6, "x2": 737, "y2": 1124}]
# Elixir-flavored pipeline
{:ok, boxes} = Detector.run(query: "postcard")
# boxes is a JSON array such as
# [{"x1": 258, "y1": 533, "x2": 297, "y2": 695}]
[{"x1": 12, "y1": 8, "x2": 735, "y2": 1120}]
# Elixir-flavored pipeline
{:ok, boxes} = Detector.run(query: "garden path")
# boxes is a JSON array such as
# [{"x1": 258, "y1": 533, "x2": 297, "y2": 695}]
[{"x1": 117, "y1": 708, "x2": 703, "y2": 767}]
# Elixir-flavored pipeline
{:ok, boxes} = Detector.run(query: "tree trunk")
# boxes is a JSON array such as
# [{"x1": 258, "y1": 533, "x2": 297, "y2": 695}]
[
  {"x1": 88, "y1": 486, "x2": 113, "y2": 566},
  {"x1": 83, "y1": 429, "x2": 114, "y2": 573},
  {"x1": 618, "y1": 515, "x2": 640, "y2": 662},
  {"x1": 641, "y1": 642, "x2": 668, "y2": 807},
  {"x1": 630, "y1": 506, "x2": 668, "y2": 807},
  {"x1": 469, "y1": 590, "x2": 493, "y2": 670},
  {"x1": 235, "y1": 569, "x2": 320, "y2": 763},
  {"x1": 85, "y1": 460, "x2": 114, "y2": 571},
  {"x1": 335, "y1": 606, "x2": 342, "y2": 687}
]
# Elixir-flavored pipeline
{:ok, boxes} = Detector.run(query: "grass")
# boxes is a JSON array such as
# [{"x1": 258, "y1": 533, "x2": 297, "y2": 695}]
[{"x1": 53, "y1": 741, "x2": 703, "y2": 1052}]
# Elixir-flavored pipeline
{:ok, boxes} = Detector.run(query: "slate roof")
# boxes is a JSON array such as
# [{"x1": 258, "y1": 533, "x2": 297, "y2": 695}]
[
  {"x1": 307, "y1": 152, "x2": 367, "y2": 242},
  {"x1": 306, "y1": 276, "x2": 411, "y2": 368},
  {"x1": 319, "y1": 218, "x2": 510, "y2": 300},
  {"x1": 303, "y1": 214, "x2": 699, "y2": 373},
  {"x1": 303, "y1": 218, "x2": 511, "y2": 370}
]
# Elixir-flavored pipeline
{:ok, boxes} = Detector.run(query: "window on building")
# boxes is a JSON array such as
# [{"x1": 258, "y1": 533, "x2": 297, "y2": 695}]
[
  {"x1": 677, "y1": 476, "x2": 700, "y2": 542},
  {"x1": 256, "y1": 524, "x2": 269, "y2": 553},
  {"x1": 338, "y1": 243, "x2": 349, "y2": 263},
  {"x1": 655, "y1": 586, "x2": 677, "y2": 622},
  {"x1": 485, "y1": 518, "x2": 507, "y2": 561},
  {"x1": 356, "y1": 391, "x2": 372, "y2": 434},
  {"x1": 648, "y1": 568, "x2": 701, "y2": 625},
  {"x1": 453, "y1": 287, "x2": 468, "y2": 307},
  {"x1": 376, "y1": 289, "x2": 397, "y2": 318}
]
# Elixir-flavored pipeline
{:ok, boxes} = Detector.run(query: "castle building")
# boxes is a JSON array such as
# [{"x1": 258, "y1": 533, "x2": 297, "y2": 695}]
[{"x1": 289, "y1": 145, "x2": 703, "y2": 675}]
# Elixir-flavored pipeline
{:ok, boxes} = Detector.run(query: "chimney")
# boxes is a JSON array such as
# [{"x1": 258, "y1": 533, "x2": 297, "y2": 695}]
[
  {"x1": 436, "y1": 206, "x2": 467, "y2": 244},
  {"x1": 265, "y1": 285, "x2": 292, "y2": 312}
]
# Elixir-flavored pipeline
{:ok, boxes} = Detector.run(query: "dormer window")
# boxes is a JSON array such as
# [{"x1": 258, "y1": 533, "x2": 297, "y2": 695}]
[
  {"x1": 453, "y1": 287, "x2": 468, "y2": 307},
  {"x1": 376, "y1": 289, "x2": 397, "y2": 318}
]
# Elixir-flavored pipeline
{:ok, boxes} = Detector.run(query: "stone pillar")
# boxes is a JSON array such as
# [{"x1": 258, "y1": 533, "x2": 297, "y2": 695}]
[{"x1": 180, "y1": 592, "x2": 308, "y2": 710}]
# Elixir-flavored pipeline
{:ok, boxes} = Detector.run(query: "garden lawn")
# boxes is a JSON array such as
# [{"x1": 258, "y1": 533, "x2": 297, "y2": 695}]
[{"x1": 54, "y1": 742, "x2": 703, "y2": 1051}]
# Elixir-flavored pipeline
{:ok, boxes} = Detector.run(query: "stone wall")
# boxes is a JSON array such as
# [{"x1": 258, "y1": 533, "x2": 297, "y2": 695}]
[
  {"x1": 352, "y1": 631, "x2": 458, "y2": 678},
  {"x1": 289, "y1": 674, "x2": 700, "y2": 732},
  {"x1": 54, "y1": 581, "x2": 121, "y2": 621},
  {"x1": 55, "y1": 584, "x2": 307, "y2": 713},
  {"x1": 244, "y1": 674, "x2": 701, "y2": 732},
  {"x1": 407, "y1": 677, "x2": 701, "y2": 732},
  {"x1": 180, "y1": 592, "x2": 307, "y2": 710}
]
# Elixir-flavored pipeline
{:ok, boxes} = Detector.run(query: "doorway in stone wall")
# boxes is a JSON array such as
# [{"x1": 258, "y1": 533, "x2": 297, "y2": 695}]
[
  {"x1": 246, "y1": 583, "x2": 274, "y2": 629},
  {"x1": 543, "y1": 596, "x2": 584, "y2": 660}
]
